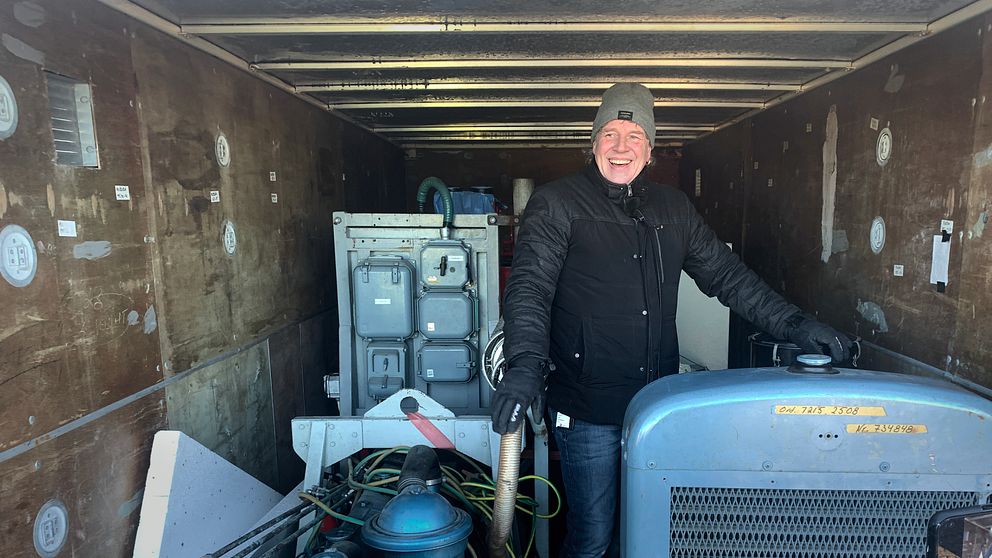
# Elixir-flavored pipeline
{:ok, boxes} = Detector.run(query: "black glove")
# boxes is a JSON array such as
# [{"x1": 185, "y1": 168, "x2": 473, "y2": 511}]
[
  {"x1": 785, "y1": 313, "x2": 853, "y2": 364},
  {"x1": 491, "y1": 358, "x2": 545, "y2": 435}
]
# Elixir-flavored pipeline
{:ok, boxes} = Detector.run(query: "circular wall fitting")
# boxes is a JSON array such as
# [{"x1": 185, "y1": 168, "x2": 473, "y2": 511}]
[
  {"x1": 0, "y1": 74, "x2": 19, "y2": 140},
  {"x1": 876, "y1": 127, "x2": 892, "y2": 166},
  {"x1": 33, "y1": 499, "x2": 68, "y2": 558},
  {"x1": 222, "y1": 219, "x2": 237, "y2": 255},
  {"x1": 0, "y1": 224, "x2": 38, "y2": 287},
  {"x1": 870, "y1": 216, "x2": 886, "y2": 254},
  {"x1": 215, "y1": 133, "x2": 231, "y2": 167}
]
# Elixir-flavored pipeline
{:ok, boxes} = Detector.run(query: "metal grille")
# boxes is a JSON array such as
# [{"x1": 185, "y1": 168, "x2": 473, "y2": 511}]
[{"x1": 670, "y1": 487, "x2": 984, "y2": 558}]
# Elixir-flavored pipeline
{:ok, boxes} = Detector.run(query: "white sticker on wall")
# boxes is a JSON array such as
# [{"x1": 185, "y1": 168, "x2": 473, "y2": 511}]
[
  {"x1": 0, "y1": 224, "x2": 37, "y2": 287},
  {"x1": 269, "y1": 171, "x2": 277, "y2": 182},
  {"x1": 222, "y1": 220, "x2": 236, "y2": 255},
  {"x1": 33, "y1": 499, "x2": 68, "y2": 558},
  {"x1": 115, "y1": 184, "x2": 130, "y2": 201},
  {"x1": 0, "y1": 75, "x2": 19, "y2": 140},
  {"x1": 209, "y1": 190, "x2": 221, "y2": 203},
  {"x1": 57, "y1": 220, "x2": 77, "y2": 238},
  {"x1": 215, "y1": 133, "x2": 231, "y2": 167},
  {"x1": 805, "y1": 123, "x2": 812, "y2": 133},
  {"x1": 869, "y1": 117, "x2": 879, "y2": 131},
  {"x1": 893, "y1": 264, "x2": 904, "y2": 277},
  {"x1": 270, "y1": 193, "x2": 278, "y2": 204}
]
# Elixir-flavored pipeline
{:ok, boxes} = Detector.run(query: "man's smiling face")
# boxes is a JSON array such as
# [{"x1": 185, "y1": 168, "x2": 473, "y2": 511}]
[{"x1": 593, "y1": 119, "x2": 652, "y2": 185}]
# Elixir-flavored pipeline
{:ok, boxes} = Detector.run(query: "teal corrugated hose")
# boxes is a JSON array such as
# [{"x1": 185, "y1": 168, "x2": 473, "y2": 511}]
[{"x1": 416, "y1": 176, "x2": 454, "y2": 227}]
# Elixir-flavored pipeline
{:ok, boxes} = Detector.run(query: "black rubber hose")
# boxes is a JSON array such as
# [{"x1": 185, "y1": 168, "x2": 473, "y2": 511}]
[{"x1": 397, "y1": 445, "x2": 442, "y2": 493}]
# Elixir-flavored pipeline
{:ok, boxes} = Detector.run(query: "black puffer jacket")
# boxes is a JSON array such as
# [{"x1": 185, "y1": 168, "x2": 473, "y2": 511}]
[{"x1": 503, "y1": 165, "x2": 800, "y2": 425}]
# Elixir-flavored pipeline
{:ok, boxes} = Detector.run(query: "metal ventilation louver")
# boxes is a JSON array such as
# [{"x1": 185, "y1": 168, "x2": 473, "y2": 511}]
[
  {"x1": 45, "y1": 72, "x2": 99, "y2": 167},
  {"x1": 669, "y1": 487, "x2": 985, "y2": 558}
]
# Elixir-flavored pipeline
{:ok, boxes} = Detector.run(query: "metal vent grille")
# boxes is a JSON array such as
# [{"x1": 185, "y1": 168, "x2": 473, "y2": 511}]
[
  {"x1": 45, "y1": 73, "x2": 99, "y2": 167},
  {"x1": 670, "y1": 487, "x2": 983, "y2": 558}
]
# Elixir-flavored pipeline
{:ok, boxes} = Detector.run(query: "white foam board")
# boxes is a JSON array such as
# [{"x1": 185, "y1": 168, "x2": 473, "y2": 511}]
[{"x1": 132, "y1": 431, "x2": 282, "y2": 558}]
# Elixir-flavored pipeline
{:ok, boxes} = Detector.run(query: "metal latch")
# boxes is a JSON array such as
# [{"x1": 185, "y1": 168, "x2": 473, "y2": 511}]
[{"x1": 324, "y1": 374, "x2": 341, "y2": 399}]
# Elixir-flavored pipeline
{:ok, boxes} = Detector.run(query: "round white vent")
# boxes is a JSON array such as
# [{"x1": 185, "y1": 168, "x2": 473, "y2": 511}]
[
  {"x1": 0, "y1": 224, "x2": 38, "y2": 287},
  {"x1": 215, "y1": 133, "x2": 231, "y2": 167},
  {"x1": 0, "y1": 74, "x2": 19, "y2": 140},
  {"x1": 33, "y1": 499, "x2": 68, "y2": 558},
  {"x1": 876, "y1": 127, "x2": 892, "y2": 167},
  {"x1": 870, "y1": 216, "x2": 886, "y2": 254},
  {"x1": 222, "y1": 219, "x2": 237, "y2": 255}
]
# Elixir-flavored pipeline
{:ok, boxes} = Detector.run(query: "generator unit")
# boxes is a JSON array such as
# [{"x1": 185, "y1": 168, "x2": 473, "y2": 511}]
[
  {"x1": 331, "y1": 212, "x2": 501, "y2": 416},
  {"x1": 622, "y1": 359, "x2": 992, "y2": 557}
]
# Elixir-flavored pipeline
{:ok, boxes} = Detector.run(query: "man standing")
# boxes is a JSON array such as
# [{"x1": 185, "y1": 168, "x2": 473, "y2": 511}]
[{"x1": 490, "y1": 83, "x2": 851, "y2": 556}]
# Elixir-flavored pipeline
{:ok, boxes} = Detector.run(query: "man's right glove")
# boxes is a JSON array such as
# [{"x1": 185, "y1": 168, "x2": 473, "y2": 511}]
[
  {"x1": 491, "y1": 357, "x2": 545, "y2": 435},
  {"x1": 785, "y1": 313, "x2": 853, "y2": 364}
]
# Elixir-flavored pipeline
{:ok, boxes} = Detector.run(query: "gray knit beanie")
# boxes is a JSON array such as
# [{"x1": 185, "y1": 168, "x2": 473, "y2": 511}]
[{"x1": 592, "y1": 83, "x2": 656, "y2": 146}]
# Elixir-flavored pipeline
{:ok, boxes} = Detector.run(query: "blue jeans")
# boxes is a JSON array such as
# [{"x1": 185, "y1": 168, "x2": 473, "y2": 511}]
[{"x1": 549, "y1": 408, "x2": 622, "y2": 558}]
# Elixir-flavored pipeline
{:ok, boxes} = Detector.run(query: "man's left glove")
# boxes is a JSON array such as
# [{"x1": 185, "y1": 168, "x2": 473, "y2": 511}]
[
  {"x1": 785, "y1": 313, "x2": 853, "y2": 364},
  {"x1": 491, "y1": 357, "x2": 545, "y2": 435}
]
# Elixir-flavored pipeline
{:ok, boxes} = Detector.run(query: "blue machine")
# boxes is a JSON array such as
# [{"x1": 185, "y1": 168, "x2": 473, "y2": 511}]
[{"x1": 622, "y1": 362, "x2": 992, "y2": 557}]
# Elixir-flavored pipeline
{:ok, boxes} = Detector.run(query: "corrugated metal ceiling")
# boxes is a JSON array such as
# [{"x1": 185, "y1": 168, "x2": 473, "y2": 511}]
[{"x1": 106, "y1": 0, "x2": 991, "y2": 148}]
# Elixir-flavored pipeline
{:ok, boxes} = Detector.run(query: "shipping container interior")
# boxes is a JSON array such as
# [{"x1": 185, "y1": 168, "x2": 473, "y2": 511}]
[{"x1": 2, "y1": 0, "x2": 992, "y2": 556}]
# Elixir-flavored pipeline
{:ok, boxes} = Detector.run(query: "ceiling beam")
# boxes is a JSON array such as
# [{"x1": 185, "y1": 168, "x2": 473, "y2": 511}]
[
  {"x1": 401, "y1": 142, "x2": 685, "y2": 149},
  {"x1": 389, "y1": 133, "x2": 699, "y2": 141},
  {"x1": 372, "y1": 123, "x2": 716, "y2": 132},
  {"x1": 329, "y1": 99, "x2": 763, "y2": 109},
  {"x1": 182, "y1": 20, "x2": 926, "y2": 35},
  {"x1": 257, "y1": 58, "x2": 850, "y2": 71},
  {"x1": 296, "y1": 81, "x2": 801, "y2": 92}
]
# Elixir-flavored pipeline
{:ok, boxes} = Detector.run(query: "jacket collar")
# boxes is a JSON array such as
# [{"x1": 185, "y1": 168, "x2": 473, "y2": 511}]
[{"x1": 583, "y1": 163, "x2": 650, "y2": 217}]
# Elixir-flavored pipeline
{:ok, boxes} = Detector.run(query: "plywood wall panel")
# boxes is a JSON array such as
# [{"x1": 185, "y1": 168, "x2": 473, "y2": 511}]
[
  {"x1": 683, "y1": 15, "x2": 992, "y2": 386},
  {"x1": 0, "y1": 394, "x2": 167, "y2": 558}
]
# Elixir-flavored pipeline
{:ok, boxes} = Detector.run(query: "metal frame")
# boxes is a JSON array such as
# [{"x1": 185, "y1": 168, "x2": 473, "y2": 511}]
[
  {"x1": 254, "y1": 58, "x2": 852, "y2": 71},
  {"x1": 297, "y1": 81, "x2": 803, "y2": 92},
  {"x1": 182, "y1": 20, "x2": 927, "y2": 35}
]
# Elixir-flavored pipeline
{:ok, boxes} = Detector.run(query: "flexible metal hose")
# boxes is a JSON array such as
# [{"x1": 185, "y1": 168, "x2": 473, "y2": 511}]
[{"x1": 488, "y1": 427, "x2": 522, "y2": 557}]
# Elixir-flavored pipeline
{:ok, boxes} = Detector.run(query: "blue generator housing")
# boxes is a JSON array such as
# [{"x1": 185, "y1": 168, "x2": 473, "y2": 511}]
[{"x1": 622, "y1": 366, "x2": 992, "y2": 557}]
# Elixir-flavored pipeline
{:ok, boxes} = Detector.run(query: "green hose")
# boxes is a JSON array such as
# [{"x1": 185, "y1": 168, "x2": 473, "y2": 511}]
[{"x1": 416, "y1": 176, "x2": 454, "y2": 227}]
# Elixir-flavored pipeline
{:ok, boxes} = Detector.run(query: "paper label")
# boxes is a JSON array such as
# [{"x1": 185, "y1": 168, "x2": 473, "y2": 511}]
[
  {"x1": 893, "y1": 264, "x2": 904, "y2": 277},
  {"x1": 270, "y1": 193, "x2": 278, "y2": 204},
  {"x1": 114, "y1": 185, "x2": 130, "y2": 201},
  {"x1": 374, "y1": 298, "x2": 391, "y2": 305},
  {"x1": 940, "y1": 219, "x2": 954, "y2": 233},
  {"x1": 448, "y1": 255, "x2": 465, "y2": 262},
  {"x1": 775, "y1": 405, "x2": 886, "y2": 417},
  {"x1": 930, "y1": 235, "x2": 950, "y2": 285},
  {"x1": 870, "y1": 117, "x2": 879, "y2": 131},
  {"x1": 427, "y1": 322, "x2": 436, "y2": 331},
  {"x1": 846, "y1": 424, "x2": 927, "y2": 434},
  {"x1": 57, "y1": 220, "x2": 77, "y2": 237},
  {"x1": 555, "y1": 412, "x2": 572, "y2": 428},
  {"x1": 269, "y1": 171, "x2": 277, "y2": 182},
  {"x1": 210, "y1": 190, "x2": 221, "y2": 203},
  {"x1": 426, "y1": 369, "x2": 435, "y2": 378}
]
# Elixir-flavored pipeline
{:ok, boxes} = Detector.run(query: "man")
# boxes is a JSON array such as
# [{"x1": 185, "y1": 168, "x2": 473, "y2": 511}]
[{"x1": 491, "y1": 83, "x2": 851, "y2": 557}]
